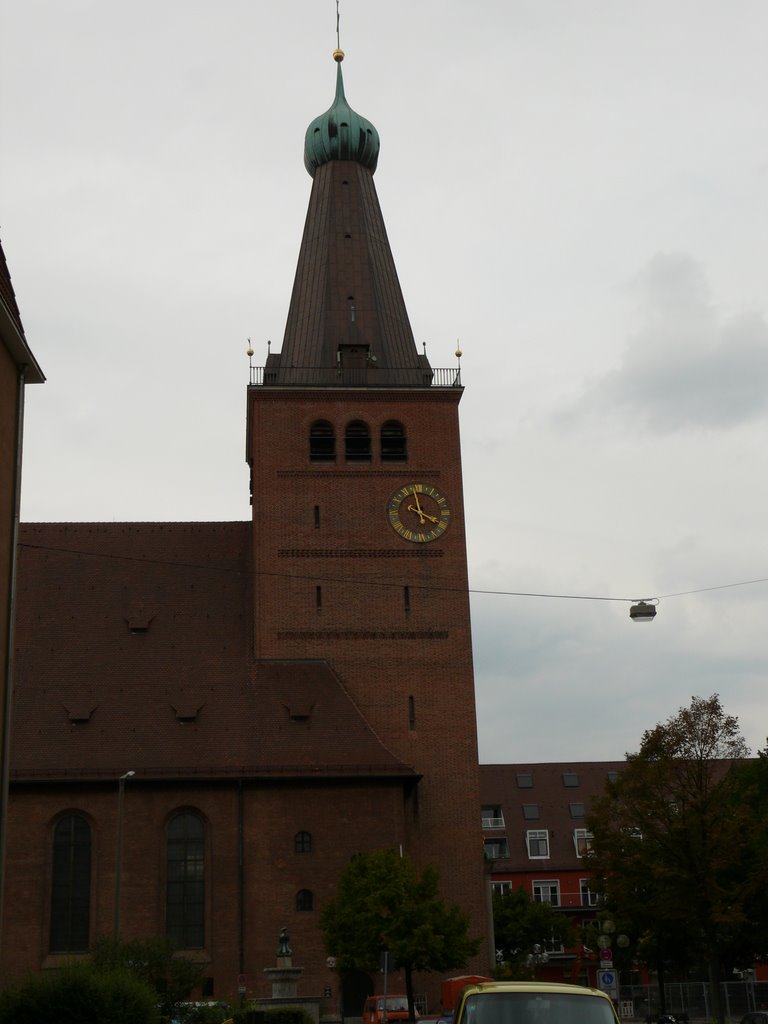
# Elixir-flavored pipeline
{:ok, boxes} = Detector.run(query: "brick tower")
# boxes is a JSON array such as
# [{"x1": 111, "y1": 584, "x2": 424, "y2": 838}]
[
  {"x1": 247, "y1": 50, "x2": 487, "y2": 971},
  {"x1": 2, "y1": 49, "x2": 486, "y2": 1004}
]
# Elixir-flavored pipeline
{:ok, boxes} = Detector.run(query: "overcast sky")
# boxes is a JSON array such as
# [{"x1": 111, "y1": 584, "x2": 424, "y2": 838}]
[{"x1": 3, "y1": 0, "x2": 768, "y2": 764}]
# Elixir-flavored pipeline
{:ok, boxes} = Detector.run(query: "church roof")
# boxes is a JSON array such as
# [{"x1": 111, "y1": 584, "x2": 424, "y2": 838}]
[
  {"x1": 0, "y1": 236, "x2": 44, "y2": 383},
  {"x1": 12, "y1": 522, "x2": 416, "y2": 783}
]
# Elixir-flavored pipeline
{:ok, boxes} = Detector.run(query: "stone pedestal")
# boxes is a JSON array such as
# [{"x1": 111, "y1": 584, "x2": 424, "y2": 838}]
[
  {"x1": 264, "y1": 958, "x2": 304, "y2": 999},
  {"x1": 251, "y1": 932, "x2": 322, "y2": 1024}
]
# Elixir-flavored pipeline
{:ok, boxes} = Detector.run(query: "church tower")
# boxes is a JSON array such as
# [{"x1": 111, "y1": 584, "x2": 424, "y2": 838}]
[{"x1": 246, "y1": 49, "x2": 487, "y2": 963}]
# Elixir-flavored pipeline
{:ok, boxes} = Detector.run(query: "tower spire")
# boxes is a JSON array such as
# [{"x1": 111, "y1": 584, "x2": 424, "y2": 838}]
[{"x1": 268, "y1": 47, "x2": 428, "y2": 386}]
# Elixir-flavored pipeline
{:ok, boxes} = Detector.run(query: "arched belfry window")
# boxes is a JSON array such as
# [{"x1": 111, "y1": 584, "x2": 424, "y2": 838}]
[
  {"x1": 309, "y1": 421, "x2": 335, "y2": 462},
  {"x1": 166, "y1": 811, "x2": 205, "y2": 949},
  {"x1": 50, "y1": 813, "x2": 91, "y2": 953},
  {"x1": 381, "y1": 420, "x2": 407, "y2": 462},
  {"x1": 345, "y1": 421, "x2": 371, "y2": 462}
]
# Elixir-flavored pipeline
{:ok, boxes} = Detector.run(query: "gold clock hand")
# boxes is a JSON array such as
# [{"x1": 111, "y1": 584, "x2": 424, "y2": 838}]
[
  {"x1": 407, "y1": 504, "x2": 438, "y2": 524},
  {"x1": 407, "y1": 503, "x2": 427, "y2": 523}
]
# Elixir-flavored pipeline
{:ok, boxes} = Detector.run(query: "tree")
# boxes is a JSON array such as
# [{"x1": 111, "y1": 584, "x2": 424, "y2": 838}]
[
  {"x1": 320, "y1": 848, "x2": 480, "y2": 1021},
  {"x1": 724, "y1": 743, "x2": 768, "y2": 966},
  {"x1": 90, "y1": 935, "x2": 205, "y2": 1021},
  {"x1": 492, "y1": 887, "x2": 576, "y2": 979},
  {"x1": 587, "y1": 695, "x2": 761, "y2": 1023}
]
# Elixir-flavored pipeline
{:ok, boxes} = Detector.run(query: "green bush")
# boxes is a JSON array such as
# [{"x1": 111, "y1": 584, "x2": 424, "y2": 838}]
[
  {"x1": 0, "y1": 963, "x2": 159, "y2": 1024},
  {"x1": 265, "y1": 1010, "x2": 313, "y2": 1024},
  {"x1": 174, "y1": 1003, "x2": 232, "y2": 1024},
  {"x1": 90, "y1": 936, "x2": 205, "y2": 1021},
  {"x1": 231, "y1": 1009, "x2": 314, "y2": 1024}
]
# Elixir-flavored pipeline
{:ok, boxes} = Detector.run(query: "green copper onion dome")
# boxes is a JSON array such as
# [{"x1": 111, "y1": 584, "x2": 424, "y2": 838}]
[{"x1": 304, "y1": 51, "x2": 380, "y2": 177}]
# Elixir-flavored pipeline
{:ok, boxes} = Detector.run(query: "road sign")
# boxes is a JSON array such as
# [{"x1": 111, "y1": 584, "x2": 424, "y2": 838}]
[{"x1": 598, "y1": 971, "x2": 618, "y2": 997}]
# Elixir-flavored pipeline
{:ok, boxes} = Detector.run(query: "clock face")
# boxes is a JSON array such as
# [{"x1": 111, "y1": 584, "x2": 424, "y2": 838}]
[{"x1": 387, "y1": 483, "x2": 451, "y2": 543}]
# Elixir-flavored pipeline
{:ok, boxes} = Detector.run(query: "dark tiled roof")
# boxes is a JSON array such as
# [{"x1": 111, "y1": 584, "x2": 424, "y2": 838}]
[
  {"x1": 13, "y1": 522, "x2": 415, "y2": 782},
  {"x1": 0, "y1": 237, "x2": 24, "y2": 333}
]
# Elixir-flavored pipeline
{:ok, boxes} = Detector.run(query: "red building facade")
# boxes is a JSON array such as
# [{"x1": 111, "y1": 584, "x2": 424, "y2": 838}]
[{"x1": 480, "y1": 762, "x2": 625, "y2": 988}]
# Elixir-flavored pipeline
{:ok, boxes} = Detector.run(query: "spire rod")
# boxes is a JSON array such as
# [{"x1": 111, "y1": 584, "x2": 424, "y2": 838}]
[{"x1": 333, "y1": 0, "x2": 344, "y2": 63}]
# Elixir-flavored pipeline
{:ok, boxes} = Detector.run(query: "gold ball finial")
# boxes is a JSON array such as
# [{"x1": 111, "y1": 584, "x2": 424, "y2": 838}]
[
  {"x1": 333, "y1": 48, "x2": 345, "y2": 62},
  {"x1": 455, "y1": 341, "x2": 463, "y2": 359},
  {"x1": 246, "y1": 340, "x2": 254, "y2": 357}
]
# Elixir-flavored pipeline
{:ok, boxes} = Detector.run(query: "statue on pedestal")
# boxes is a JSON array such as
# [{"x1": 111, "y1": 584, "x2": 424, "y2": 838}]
[{"x1": 277, "y1": 927, "x2": 293, "y2": 958}]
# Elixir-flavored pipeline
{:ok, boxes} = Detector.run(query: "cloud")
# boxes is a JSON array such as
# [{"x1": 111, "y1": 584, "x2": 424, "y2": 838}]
[{"x1": 568, "y1": 253, "x2": 768, "y2": 432}]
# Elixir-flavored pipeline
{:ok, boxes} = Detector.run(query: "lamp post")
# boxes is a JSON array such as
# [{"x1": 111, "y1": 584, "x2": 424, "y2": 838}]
[{"x1": 113, "y1": 770, "x2": 135, "y2": 940}]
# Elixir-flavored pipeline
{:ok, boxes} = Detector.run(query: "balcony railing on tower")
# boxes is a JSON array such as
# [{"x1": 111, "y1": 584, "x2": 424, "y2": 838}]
[{"x1": 249, "y1": 365, "x2": 462, "y2": 388}]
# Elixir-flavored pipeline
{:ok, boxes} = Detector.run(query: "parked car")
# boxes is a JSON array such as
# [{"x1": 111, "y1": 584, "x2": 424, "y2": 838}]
[
  {"x1": 452, "y1": 981, "x2": 620, "y2": 1024},
  {"x1": 363, "y1": 995, "x2": 418, "y2": 1024}
]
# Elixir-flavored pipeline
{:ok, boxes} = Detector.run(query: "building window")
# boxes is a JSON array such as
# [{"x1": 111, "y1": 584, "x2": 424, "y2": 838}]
[
  {"x1": 526, "y1": 829, "x2": 550, "y2": 859},
  {"x1": 569, "y1": 802, "x2": 586, "y2": 819},
  {"x1": 381, "y1": 420, "x2": 407, "y2": 462},
  {"x1": 296, "y1": 889, "x2": 313, "y2": 911},
  {"x1": 484, "y1": 838, "x2": 509, "y2": 860},
  {"x1": 50, "y1": 814, "x2": 91, "y2": 953},
  {"x1": 532, "y1": 879, "x2": 560, "y2": 906},
  {"x1": 309, "y1": 420, "x2": 335, "y2": 462},
  {"x1": 481, "y1": 805, "x2": 505, "y2": 829},
  {"x1": 574, "y1": 829, "x2": 593, "y2": 857},
  {"x1": 543, "y1": 933, "x2": 565, "y2": 954},
  {"x1": 166, "y1": 811, "x2": 205, "y2": 949},
  {"x1": 562, "y1": 772, "x2": 579, "y2": 788},
  {"x1": 580, "y1": 879, "x2": 599, "y2": 906},
  {"x1": 295, "y1": 831, "x2": 312, "y2": 854},
  {"x1": 492, "y1": 881, "x2": 513, "y2": 896},
  {"x1": 522, "y1": 803, "x2": 540, "y2": 820},
  {"x1": 516, "y1": 772, "x2": 534, "y2": 788},
  {"x1": 345, "y1": 420, "x2": 371, "y2": 461}
]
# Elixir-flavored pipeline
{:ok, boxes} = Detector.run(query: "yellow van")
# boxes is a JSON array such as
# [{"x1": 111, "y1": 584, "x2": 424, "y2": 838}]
[{"x1": 452, "y1": 982, "x2": 620, "y2": 1024}]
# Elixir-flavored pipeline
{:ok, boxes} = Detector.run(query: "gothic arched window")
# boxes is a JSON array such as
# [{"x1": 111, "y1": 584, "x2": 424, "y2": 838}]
[
  {"x1": 50, "y1": 813, "x2": 91, "y2": 952},
  {"x1": 166, "y1": 810, "x2": 205, "y2": 949}
]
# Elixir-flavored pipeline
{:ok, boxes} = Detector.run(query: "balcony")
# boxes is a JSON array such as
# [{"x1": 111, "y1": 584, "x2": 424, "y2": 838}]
[
  {"x1": 482, "y1": 816, "x2": 506, "y2": 830},
  {"x1": 249, "y1": 366, "x2": 462, "y2": 388}
]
